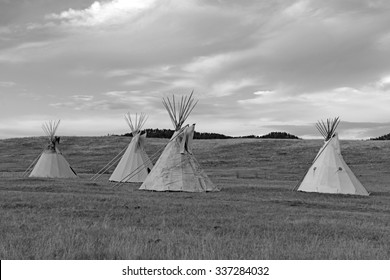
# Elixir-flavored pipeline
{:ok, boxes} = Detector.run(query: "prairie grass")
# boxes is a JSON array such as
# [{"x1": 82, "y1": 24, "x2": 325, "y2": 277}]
[{"x1": 0, "y1": 137, "x2": 390, "y2": 259}]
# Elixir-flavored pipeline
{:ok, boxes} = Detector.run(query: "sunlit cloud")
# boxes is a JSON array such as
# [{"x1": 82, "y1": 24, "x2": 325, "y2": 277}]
[
  {"x1": 253, "y1": 90, "x2": 274, "y2": 95},
  {"x1": 46, "y1": 0, "x2": 157, "y2": 27},
  {"x1": 72, "y1": 95, "x2": 94, "y2": 101}
]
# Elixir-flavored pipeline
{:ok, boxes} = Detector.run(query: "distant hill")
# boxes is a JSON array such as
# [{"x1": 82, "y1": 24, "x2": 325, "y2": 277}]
[
  {"x1": 122, "y1": 128, "x2": 233, "y2": 139},
  {"x1": 238, "y1": 132, "x2": 300, "y2": 139},
  {"x1": 370, "y1": 133, "x2": 390, "y2": 140}
]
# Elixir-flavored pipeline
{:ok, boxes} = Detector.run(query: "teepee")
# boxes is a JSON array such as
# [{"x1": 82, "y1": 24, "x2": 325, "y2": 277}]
[
  {"x1": 139, "y1": 92, "x2": 219, "y2": 192},
  {"x1": 29, "y1": 120, "x2": 77, "y2": 178},
  {"x1": 109, "y1": 113, "x2": 153, "y2": 182},
  {"x1": 295, "y1": 117, "x2": 369, "y2": 196}
]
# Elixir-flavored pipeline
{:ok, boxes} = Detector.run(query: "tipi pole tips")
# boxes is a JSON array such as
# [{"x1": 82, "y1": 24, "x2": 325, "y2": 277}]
[
  {"x1": 42, "y1": 120, "x2": 61, "y2": 139},
  {"x1": 163, "y1": 91, "x2": 198, "y2": 130},
  {"x1": 316, "y1": 117, "x2": 340, "y2": 141},
  {"x1": 125, "y1": 112, "x2": 148, "y2": 135}
]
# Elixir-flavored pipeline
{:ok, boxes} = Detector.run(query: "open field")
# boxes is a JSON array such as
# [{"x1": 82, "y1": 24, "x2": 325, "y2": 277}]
[{"x1": 1, "y1": 136, "x2": 390, "y2": 259}]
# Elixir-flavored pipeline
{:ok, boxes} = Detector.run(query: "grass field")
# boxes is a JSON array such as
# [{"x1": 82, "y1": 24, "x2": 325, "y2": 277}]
[{"x1": 1, "y1": 136, "x2": 390, "y2": 259}]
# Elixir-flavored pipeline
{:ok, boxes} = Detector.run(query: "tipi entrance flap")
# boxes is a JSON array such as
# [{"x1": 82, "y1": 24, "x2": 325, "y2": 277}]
[{"x1": 180, "y1": 124, "x2": 195, "y2": 154}]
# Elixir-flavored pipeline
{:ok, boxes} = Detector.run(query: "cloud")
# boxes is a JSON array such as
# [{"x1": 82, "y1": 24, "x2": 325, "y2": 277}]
[
  {"x1": 101, "y1": 91, "x2": 159, "y2": 105},
  {"x1": 376, "y1": 75, "x2": 390, "y2": 90},
  {"x1": 183, "y1": 54, "x2": 232, "y2": 73},
  {"x1": 50, "y1": 99, "x2": 129, "y2": 111},
  {"x1": 46, "y1": 0, "x2": 157, "y2": 27},
  {"x1": 253, "y1": 90, "x2": 274, "y2": 96},
  {"x1": 50, "y1": 90, "x2": 160, "y2": 111},
  {"x1": 102, "y1": 91, "x2": 128, "y2": 97},
  {"x1": 0, "y1": 81, "x2": 16, "y2": 87},
  {"x1": 72, "y1": 95, "x2": 94, "y2": 101},
  {"x1": 237, "y1": 83, "x2": 390, "y2": 126},
  {"x1": 0, "y1": 40, "x2": 56, "y2": 63}
]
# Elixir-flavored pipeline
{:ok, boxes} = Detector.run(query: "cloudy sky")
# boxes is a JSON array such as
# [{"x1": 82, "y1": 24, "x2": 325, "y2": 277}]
[{"x1": 1, "y1": 0, "x2": 390, "y2": 139}]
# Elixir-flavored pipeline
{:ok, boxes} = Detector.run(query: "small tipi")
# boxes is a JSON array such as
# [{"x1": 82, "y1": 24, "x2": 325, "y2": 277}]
[
  {"x1": 139, "y1": 92, "x2": 219, "y2": 192},
  {"x1": 29, "y1": 120, "x2": 77, "y2": 178},
  {"x1": 109, "y1": 113, "x2": 153, "y2": 182},
  {"x1": 295, "y1": 117, "x2": 369, "y2": 196}
]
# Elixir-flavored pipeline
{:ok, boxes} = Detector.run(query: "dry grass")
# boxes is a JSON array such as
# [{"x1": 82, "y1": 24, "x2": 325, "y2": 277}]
[{"x1": 0, "y1": 136, "x2": 390, "y2": 259}]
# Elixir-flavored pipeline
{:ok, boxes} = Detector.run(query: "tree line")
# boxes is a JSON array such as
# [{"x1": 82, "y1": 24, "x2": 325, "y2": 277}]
[
  {"x1": 236, "y1": 132, "x2": 300, "y2": 139},
  {"x1": 370, "y1": 133, "x2": 390, "y2": 140}
]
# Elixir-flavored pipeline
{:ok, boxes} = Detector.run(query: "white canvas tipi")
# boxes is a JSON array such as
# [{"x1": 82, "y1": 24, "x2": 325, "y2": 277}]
[
  {"x1": 295, "y1": 118, "x2": 369, "y2": 196},
  {"x1": 139, "y1": 92, "x2": 219, "y2": 192},
  {"x1": 109, "y1": 113, "x2": 153, "y2": 182},
  {"x1": 29, "y1": 120, "x2": 77, "y2": 178}
]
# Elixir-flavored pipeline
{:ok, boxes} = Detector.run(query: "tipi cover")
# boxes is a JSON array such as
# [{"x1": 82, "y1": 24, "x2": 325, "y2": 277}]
[
  {"x1": 139, "y1": 93, "x2": 219, "y2": 192},
  {"x1": 29, "y1": 120, "x2": 77, "y2": 178},
  {"x1": 109, "y1": 113, "x2": 153, "y2": 182},
  {"x1": 296, "y1": 118, "x2": 369, "y2": 196}
]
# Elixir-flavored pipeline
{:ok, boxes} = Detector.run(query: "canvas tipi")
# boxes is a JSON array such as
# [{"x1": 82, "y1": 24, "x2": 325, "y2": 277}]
[
  {"x1": 109, "y1": 113, "x2": 153, "y2": 182},
  {"x1": 295, "y1": 117, "x2": 369, "y2": 196},
  {"x1": 29, "y1": 120, "x2": 77, "y2": 178},
  {"x1": 139, "y1": 92, "x2": 219, "y2": 192}
]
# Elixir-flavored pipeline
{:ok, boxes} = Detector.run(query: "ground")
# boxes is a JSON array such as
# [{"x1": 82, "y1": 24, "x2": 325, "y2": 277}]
[{"x1": 0, "y1": 136, "x2": 389, "y2": 259}]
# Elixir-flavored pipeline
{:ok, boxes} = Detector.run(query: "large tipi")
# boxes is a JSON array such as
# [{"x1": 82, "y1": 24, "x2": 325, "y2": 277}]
[
  {"x1": 28, "y1": 120, "x2": 77, "y2": 178},
  {"x1": 139, "y1": 92, "x2": 219, "y2": 192},
  {"x1": 109, "y1": 113, "x2": 153, "y2": 182},
  {"x1": 295, "y1": 117, "x2": 369, "y2": 196}
]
